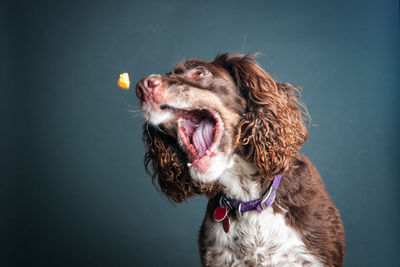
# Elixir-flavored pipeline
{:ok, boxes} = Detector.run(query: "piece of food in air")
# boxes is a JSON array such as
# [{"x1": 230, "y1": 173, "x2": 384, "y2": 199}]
[{"x1": 117, "y1": 73, "x2": 130, "y2": 89}]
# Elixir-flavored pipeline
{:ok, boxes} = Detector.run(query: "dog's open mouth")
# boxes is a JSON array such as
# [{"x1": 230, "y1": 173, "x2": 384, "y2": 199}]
[{"x1": 176, "y1": 108, "x2": 223, "y2": 169}]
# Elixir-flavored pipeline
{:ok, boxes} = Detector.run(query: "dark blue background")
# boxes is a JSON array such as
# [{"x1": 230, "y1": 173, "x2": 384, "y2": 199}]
[{"x1": 3, "y1": 0, "x2": 399, "y2": 266}]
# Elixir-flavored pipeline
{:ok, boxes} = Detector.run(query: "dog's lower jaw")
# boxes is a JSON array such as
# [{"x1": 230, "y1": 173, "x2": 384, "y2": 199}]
[
  {"x1": 189, "y1": 154, "x2": 264, "y2": 203},
  {"x1": 188, "y1": 152, "x2": 234, "y2": 184}
]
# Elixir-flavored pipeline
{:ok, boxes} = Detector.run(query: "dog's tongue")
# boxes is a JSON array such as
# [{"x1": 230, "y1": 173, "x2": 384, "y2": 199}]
[{"x1": 192, "y1": 118, "x2": 214, "y2": 158}]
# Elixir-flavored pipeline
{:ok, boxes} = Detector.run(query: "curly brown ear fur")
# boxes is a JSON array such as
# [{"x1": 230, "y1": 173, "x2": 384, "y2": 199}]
[
  {"x1": 143, "y1": 124, "x2": 220, "y2": 203},
  {"x1": 215, "y1": 53, "x2": 309, "y2": 182}
]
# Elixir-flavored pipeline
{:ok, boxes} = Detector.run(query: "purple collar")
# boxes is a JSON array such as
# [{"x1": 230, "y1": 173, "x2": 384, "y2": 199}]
[{"x1": 220, "y1": 174, "x2": 282, "y2": 217}]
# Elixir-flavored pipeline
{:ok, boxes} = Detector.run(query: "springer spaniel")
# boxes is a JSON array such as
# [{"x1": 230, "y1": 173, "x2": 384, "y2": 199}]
[{"x1": 135, "y1": 53, "x2": 345, "y2": 266}]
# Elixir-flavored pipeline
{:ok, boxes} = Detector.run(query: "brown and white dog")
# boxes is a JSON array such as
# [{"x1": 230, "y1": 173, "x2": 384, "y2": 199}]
[{"x1": 136, "y1": 53, "x2": 345, "y2": 266}]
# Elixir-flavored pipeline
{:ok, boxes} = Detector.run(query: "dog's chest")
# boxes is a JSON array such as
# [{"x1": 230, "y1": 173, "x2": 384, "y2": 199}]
[{"x1": 202, "y1": 208, "x2": 322, "y2": 266}]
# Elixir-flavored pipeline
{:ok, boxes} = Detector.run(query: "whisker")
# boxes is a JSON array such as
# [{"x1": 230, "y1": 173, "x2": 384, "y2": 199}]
[
  {"x1": 129, "y1": 113, "x2": 141, "y2": 119},
  {"x1": 120, "y1": 95, "x2": 141, "y2": 111},
  {"x1": 125, "y1": 108, "x2": 142, "y2": 113}
]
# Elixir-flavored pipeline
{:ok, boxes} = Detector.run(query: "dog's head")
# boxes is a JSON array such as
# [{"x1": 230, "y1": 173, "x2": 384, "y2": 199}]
[{"x1": 136, "y1": 53, "x2": 308, "y2": 202}]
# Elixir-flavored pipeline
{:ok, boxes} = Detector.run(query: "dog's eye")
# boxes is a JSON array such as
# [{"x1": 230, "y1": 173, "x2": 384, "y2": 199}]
[{"x1": 191, "y1": 69, "x2": 209, "y2": 79}]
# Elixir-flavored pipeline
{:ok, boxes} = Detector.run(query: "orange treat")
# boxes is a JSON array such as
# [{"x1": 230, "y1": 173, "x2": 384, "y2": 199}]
[{"x1": 117, "y1": 73, "x2": 130, "y2": 89}]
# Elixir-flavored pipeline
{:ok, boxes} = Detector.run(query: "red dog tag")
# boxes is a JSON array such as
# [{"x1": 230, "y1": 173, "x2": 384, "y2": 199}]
[
  {"x1": 214, "y1": 206, "x2": 230, "y2": 233},
  {"x1": 222, "y1": 217, "x2": 230, "y2": 233},
  {"x1": 213, "y1": 206, "x2": 228, "y2": 221}
]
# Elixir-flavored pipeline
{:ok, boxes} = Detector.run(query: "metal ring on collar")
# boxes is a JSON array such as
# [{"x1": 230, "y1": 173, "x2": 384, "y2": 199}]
[
  {"x1": 237, "y1": 203, "x2": 243, "y2": 217},
  {"x1": 219, "y1": 196, "x2": 224, "y2": 207}
]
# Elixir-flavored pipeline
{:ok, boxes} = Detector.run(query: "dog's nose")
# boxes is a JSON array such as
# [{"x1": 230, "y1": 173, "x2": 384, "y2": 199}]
[
  {"x1": 136, "y1": 75, "x2": 162, "y2": 101},
  {"x1": 145, "y1": 76, "x2": 161, "y2": 90},
  {"x1": 143, "y1": 76, "x2": 162, "y2": 93}
]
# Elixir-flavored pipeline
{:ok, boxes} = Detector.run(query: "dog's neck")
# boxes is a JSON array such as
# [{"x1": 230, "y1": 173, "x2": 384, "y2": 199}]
[{"x1": 218, "y1": 155, "x2": 264, "y2": 202}]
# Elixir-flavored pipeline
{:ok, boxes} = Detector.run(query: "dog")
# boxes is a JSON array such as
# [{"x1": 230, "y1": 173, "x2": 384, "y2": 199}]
[{"x1": 135, "y1": 53, "x2": 345, "y2": 266}]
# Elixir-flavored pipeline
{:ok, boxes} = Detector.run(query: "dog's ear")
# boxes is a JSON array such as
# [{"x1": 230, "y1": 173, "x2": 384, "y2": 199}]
[
  {"x1": 214, "y1": 53, "x2": 309, "y2": 182},
  {"x1": 143, "y1": 124, "x2": 220, "y2": 203}
]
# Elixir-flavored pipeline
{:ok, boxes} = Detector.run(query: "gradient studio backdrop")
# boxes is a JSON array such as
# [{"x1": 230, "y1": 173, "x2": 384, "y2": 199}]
[{"x1": 3, "y1": 0, "x2": 399, "y2": 266}]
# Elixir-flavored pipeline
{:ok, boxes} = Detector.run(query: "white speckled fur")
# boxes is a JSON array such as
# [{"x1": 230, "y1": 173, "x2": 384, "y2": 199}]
[{"x1": 201, "y1": 155, "x2": 323, "y2": 266}]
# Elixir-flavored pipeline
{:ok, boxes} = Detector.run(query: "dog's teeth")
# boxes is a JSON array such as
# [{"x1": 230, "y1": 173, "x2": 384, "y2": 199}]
[{"x1": 187, "y1": 163, "x2": 193, "y2": 167}]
